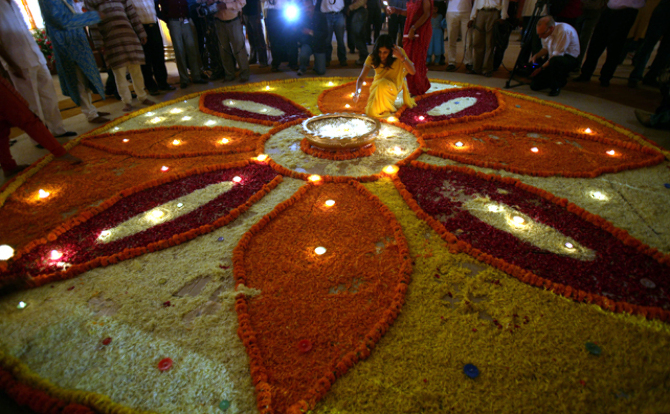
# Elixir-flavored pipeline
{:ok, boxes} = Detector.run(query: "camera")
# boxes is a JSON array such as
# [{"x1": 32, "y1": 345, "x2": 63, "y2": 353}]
[{"x1": 197, "y1": 2, "x2": 219, "y2": 17}]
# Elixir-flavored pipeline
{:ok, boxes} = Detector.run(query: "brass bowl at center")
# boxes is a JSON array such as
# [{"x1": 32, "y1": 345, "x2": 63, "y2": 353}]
[{"x1": 301, "y1": 113, "x2": 381, "y2": 150}]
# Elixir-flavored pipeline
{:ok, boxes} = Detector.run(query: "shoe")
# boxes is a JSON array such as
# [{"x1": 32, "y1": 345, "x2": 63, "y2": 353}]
[
  {"x1": 466, "y1": 68, "x2": 477, "y2": 74},
  {"x1": 158, "y1": 84, "x2": 176, "y2": 91},
  {"x1": 141, "y1": 99, "x2": 155, "y2": 106},
  {"x1": 634, "y1": 109, "x2": 653, "y2": 127},
  {"x1": 122, "y1": 104, "x2": 134, "y2": 112},
  {"x1": 180, "y1": 83, "x2": 189, "y2": 89},
  {"x1": 445, "y1": 64, "x2": 457, "y2": 72},
  {"x1": 340, "y1": 61, "x2": 348, "y2": 67},
  {"x1": 438, "y1": 56, "x2": 446, "y2": 65},
  {"x1": 297, "y1": 69, "x2": 304, "y2": 76},
  {"x1": 599, "y1": 79, "x2": 610, "y2": 87},
  {"x1": 89, "y1": 116, "x2": 110, "y2": 124},
  {"x1": 271, "y1": 65, "x2": 280, "y2": 72},
  {"x1": 628, "y1": 79, "x2": 639, "y2": 88},
  {"x1": 355, "y1": 59, "x2": 365, "y2": 65},
  {"x1": 289, "y1": 65, "x2": 299, "y2": 71},
  {"x1": 35, "y1": 144, "x2": 44, "y2": 149},
  {"x1": 548, "y1": 88, "x2": 560, "y2": 96},
  {"x1": 465, "y1": 64, "x2": 473, "y2": 71},
  {"x1": 55, "y1": 131, "x2": 77, "y2": 138},
  {"x1": 573, "y1": 75, "x2": 590, "y2": 82},
  {"x1": 192, "y1": 79, "x2": 208, "y2": 84},
  {"x1": 97, "y1": 111, "x2": 111, "y2": 116},
  {"x1": 484, "y1": 71, "x2": 493, "y2": 77},
  {"x1": 148, "y1": 88, "x2": 160, "y2": 96}
]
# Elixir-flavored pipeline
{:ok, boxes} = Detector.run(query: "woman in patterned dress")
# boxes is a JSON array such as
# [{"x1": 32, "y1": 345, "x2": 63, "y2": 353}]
[
  {"x1": 387, "y1": 0, "x2": 433, "y2": 96},
  {"x1": 85, "y1": 0, "x2": 154, "y2": 111}
]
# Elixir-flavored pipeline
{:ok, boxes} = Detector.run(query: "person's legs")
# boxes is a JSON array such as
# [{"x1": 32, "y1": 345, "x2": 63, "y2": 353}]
[
  {"x1": 230, "y1": 19, "x2": 250, "y2": 80},
  {"x1": 314, "y1": 53, "x2": 327, "y2": 74},
  {"x1": 215, "y1": 19, "x2": 237, "y2": 80},
  {"x1": 142, "y1": 23, "x2": 169, "y2": 89},
  {"x1": 599, "y1": 8, "x2": 638, "y2": 83},
  {"x1": 299, "y1": 43, "x2": 313, "y2": 73},
  {"x1": 472, "y1": 12, "x2": 487, "y2": 73},
  {"x1": 575, "y1": 8, "x2": 602, "y2": 67},
  {"x1": 167, "y1": 20, "x2": 191, "y2": 85},
  {"x1": 249, "y1": 14, "x2": 269, "y2": 66},
  {"x1": 10, "y1": 66, "x2": 67, "y2": 137},
  {"x1": 265, "y1": 9, "x2": 285, "y2": 69},
  {"x1": 482, "y1": 10, "x2": 499, "y2": 74},
  {"x1": 333, "y1": 12, "x2": 347, "y2": 65},
  {"x1": 547, "y1": 55, "x2": 578, "y2": 89},
  {"x1": 629, "y1": 1, "x2": 670, "y2": 83},
  {"x1": 578, "y1": 8, "x2": 611, "y2": 80},
  {"x1": 352, "y1": 8, "x2": 369, "y2": 63},
  {"x1": 446, "y1": 12, "x2": 460, "y2": 66},
  {"x1": 388, "y1": 13, "x2": 400, "y2": 45},
  {"x1": 75, "y1": 66, "x2": 99, "y2": 121},
  {"x1": 462, "y1": 13, "x2": 472, "y2": 65},
  {"x1": 184, "y1": 21, "x2": 205, "y2": 82},
  {"x1": 0, "y1": 120, "x2": 18, "y2": 174},
  {"x1": 112, "y1": 66, "x2": 134, "y2": 105},
  {"x1": 127, "y1": 64, "x2": 148, "y2": 102},
  {"x1": 643, "y1": 33, "x2": 670, "y2": 84}
]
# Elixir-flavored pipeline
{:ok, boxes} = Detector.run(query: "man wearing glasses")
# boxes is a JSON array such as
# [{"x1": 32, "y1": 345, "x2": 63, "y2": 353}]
[{"x1": 528, "y1": 15, "x2": 579, "y2": 96}]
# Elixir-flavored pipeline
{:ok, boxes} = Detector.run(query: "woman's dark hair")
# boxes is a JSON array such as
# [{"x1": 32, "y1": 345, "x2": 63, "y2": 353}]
[{"x1": 370, "y1": 34, "x2": 397, "y2": 69}]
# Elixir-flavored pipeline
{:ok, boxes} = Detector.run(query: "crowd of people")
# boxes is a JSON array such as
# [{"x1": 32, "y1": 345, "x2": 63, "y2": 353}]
[{"x1": 0, "y1": 0, "x2": 668, "y2": 177}]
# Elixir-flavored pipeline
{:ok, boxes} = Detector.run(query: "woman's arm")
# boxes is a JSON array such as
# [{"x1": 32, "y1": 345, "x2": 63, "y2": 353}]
[
  {"x1": 395, "y1": 46, "x2": 415, "y2": 75},
  {"x1": 386, "y1": 6, "x2": 407, "y2": 16},
  {"x1": 353, "y1": 64, "x2": 373, "y2": 103},
  {"x1": 407, "y1": 0, "x2": 431, "y2": 38}
]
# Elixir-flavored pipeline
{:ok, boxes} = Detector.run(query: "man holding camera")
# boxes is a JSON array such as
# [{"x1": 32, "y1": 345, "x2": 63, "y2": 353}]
[{"x1": 529, "y1": 15, "x2": 579, "y2": 96}]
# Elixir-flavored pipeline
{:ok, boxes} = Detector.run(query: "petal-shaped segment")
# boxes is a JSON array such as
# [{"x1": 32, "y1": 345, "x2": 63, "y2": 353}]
[
  {"x1": 200, "y1": 91, "x2": 312, "y2": 125},
  {"x1": 234, "y1": 182, "x2": 411, "y2": 413},
  {"x1": 0, "y1": 163, "x2": 280, "y2": 288},
  {"x1": 399, "y1": 87, "x2": 503, "y2": 128},
  {"x1": 425, "y1": 128, "x2": 665, "y2": 178},
  {"x1": 81, "y1": 126, "x2": 262, "y2": 157},
  {"x1": 395, "y1": 163, "x2": 670, "y2": 317}
]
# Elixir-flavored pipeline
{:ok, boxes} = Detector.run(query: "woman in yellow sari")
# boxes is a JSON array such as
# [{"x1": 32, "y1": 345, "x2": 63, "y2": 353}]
[{"x1": 353, "y1": 34, "x2": 418, "y2": 118}]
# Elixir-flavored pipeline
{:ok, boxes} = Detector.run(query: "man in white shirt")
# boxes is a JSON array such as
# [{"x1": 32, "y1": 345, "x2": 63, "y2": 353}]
[
  {"x1": 469, "y1": 0, "x2": 508, "y2": 76},
  {"x1": 445, "y1": 0, "x2": 472, "y2": 71},
  {"x1": 0, "y1": 0, "x2": 75, "y2": 139},
  {"x1": 529, "y1": 15, "x2": 580, "y2": 96}
]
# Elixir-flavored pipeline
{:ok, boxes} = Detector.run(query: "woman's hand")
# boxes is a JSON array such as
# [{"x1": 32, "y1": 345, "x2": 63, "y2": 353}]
[
  {"x1": 392, "y1": 45, "x2": 403, "y2": 59},
  {"x1": 407, "y1": 26, "x2": 416, "y2": 39}
]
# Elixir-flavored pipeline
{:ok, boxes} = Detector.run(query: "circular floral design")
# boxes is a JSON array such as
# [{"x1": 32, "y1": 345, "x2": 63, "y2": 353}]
[{"x1": 0, "y1": 79, "x2": 668, "y2": 414}]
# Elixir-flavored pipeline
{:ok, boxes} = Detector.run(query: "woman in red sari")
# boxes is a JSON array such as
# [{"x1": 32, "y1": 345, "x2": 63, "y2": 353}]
[{"x1": 387, "y1": 0, "x2": 432, "y2": 96}]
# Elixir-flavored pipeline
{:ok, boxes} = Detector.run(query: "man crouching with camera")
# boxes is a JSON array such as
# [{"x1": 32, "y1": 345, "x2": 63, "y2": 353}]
[{"x1": 529, "y1": 16, "x2": 580, "y2": 97}]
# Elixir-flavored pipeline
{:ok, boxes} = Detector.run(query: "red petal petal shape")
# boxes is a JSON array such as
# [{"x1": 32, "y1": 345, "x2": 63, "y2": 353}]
[
  {"x1": 200, "y1": 91, "x2": 312, "y2": 125},
  {"x1": 396, "y1": 164, "x2": 670, "y2": 316},
  {"x1": 0, "y1": 163, "x2": 279, "y2": 289},
  {"x1": 234, "y1": 182, "x2": 411, "y2": 414},
  {"x1": 399, "y1": 87, "x2": 502, "y2": 128}
]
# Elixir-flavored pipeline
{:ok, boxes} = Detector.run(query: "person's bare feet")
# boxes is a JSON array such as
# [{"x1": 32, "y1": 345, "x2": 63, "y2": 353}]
[
  {"x1": 89, "y1": 115, "x2": 110, "y2": 124},
  {"x1": 141, "y1": 98, "x2": 155, "y2": 106},
  {"x1": 122, "y1": 104, "x2": 134, "y2": 112},
  {"x1": 57, "y1": 153, "x2": 83, "y2": 165}
]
